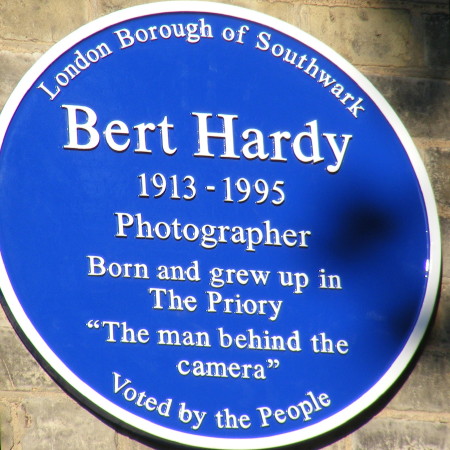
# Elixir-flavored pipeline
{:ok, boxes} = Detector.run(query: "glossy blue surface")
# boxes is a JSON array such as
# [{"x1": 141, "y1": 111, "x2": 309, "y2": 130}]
[{"x1": 0, "y1": 8, "x2": 433, "y2": 444}]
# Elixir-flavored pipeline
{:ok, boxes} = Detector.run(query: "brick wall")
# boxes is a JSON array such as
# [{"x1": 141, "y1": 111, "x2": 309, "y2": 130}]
[{"x1": 0, "y1": 1, "x2": 448, "y2": 448}]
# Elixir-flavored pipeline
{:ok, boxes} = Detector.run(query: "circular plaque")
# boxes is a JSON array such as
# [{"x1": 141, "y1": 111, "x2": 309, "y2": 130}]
[{"x1": 0, "y1": 2, "x2": 441, "y2": 449}]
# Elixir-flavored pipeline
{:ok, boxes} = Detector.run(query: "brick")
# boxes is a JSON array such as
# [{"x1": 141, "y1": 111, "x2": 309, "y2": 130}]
[
  {"x1": 0, "y1": 50, "x2": 40, "y2": 112},
  {"x1": 428, "y1": 280, "x2": 450, "y2": 347},
  {"x1": 0, "y1": 327, "x2": 58, "y2": 391},
  {"x1": 115, "y1": 432, "x2": 160, "y2": 450},
  {"x1": 224, "y1": 0, "x2": 300, "y2": 25},
  {"x1": 388, "y1": 347, "x2": 450, "y2": 412},
  {"x1": 0, "y1": 0, "x2": 89, "y2": 43},
  {"x1": 298, "y1": 6, "x2": 422, "y2": 67},
  {"x1": 353, "y1": 417, "x2": 449, "y2": 449},
  {"x1": 0, "y1": 401, "x2": 14, "y2": 450},
  {"x1": 268, "y1": 0, "x2": 450, "y2": 8},
  {"x1": 0, "y1": 294, "x2": 12, "y2": 328},
  {"x1": 19, "y1": 396, "x2": 117, "y2": 450},
  {"x1": 319, "y1": 438, "x2": 348, "y2": 449},
  {"x1": 98, "y1": 0, "x2": 300, "y2": 25},
  {"x1": 366, "y1": 74, "x2": 450, "y2": 140},
  {"x1": 423, "y1": 13, "x2": 450, "y2": 67},
  {"x1": 441, "y1": 217, "x2": 450, "y2": 281},
  {"x1": 98, "y1": 0, "x2": 159, "y2": 16},
  {"x1": 421, "y1": 146, "x2": 450, "y2": 213},
  {"x1": 115, "y1": 430, "x2": 350, "y2": 450}
]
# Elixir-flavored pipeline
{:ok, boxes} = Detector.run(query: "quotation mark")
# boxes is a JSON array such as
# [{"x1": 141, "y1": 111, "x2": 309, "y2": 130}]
[
  {"x1": 267, "y1": 359, "x2": 280, "y2": 369},
  {"x1": 86, "y1": 320, "x2": 100, "y2": 329}
]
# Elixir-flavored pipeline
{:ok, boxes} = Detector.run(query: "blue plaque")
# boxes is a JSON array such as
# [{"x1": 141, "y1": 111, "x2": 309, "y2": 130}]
[{"x1": 0, "y1": 2, "x2": 441, "y2": 448}]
